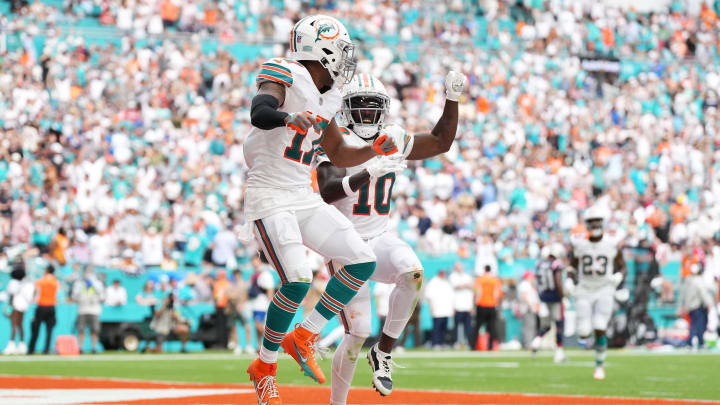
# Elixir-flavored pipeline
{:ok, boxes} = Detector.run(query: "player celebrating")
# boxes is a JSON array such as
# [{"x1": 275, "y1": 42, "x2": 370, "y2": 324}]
[
  {"x1": 531, "y1": 243, "x2": 567, "y2": 363},
  {"x1": 565, "y1": 206, "x2": 626, "y2": 380},
  {"x1": 244, "y1": 15, "x2": 401, "y2": 405},
  {"x1": 313, "y1": 71, "x2": 467, "y2": 403}
]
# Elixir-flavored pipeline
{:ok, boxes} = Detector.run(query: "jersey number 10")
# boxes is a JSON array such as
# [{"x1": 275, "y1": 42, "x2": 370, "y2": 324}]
[{"x1": 353, "y1": 173, "x2": 396, "y2": 216}]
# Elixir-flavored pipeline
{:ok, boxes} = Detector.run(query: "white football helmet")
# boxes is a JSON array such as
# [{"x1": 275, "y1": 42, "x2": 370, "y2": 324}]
[
  {"x1": 583, "y1": 205, "x2": 608, "y2": 238},
  {"x1": 288, "y1": 15, "x2": 357, "y2": 84},
  {"x1": 550, "y1": 243, "x2": 565, "y2": 259},
  {"x1": 341, "y1": 73, "x2": 390, "y2": 141}
]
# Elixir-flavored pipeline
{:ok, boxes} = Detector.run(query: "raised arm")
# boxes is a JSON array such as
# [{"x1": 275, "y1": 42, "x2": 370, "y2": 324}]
[
  {"x1": 406, "y1": 71, "x2": 467, "y2": 160},
  {"x1": 319, "y1": 118, "x2": 398, "y2": 168}
]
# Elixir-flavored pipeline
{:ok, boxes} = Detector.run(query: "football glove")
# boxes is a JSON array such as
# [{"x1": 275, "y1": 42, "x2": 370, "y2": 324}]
[
  {"x1": 611, "y1": 272, "x2": 624, "y2": 288},
  {"x1": 563, "y1": 278, "x2": 576, "y2": 297},
  {"x1": 286, "y1": 111, "x2": 317, "y2": 134},
  {"x1": 614, "y1": 288, "x2": 630, "y2": 303},
  {"x1": 372, "y1": 133, "x2": 399, "y2": 156},
  {"x1": 366, "y1": 157, "x2": 407, "y2": 179},
  {"x1": 445, "y1": 70, "x2": 468, "y2": 102}
]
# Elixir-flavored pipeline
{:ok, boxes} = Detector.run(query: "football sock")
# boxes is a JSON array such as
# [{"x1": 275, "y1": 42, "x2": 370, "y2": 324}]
[
  {"x1": 330, "y1": 334, "x2": 366, "y2": 405},
  {"x1": 595, "y1": 335, "x2": 608, "y2": 367},
  {"x1": 555, "y1": 320, "x2": 564, "y2": 347},
  {"x1": 302, "y1": 261, "x2": 375, "y2": 333},
  {"x1": 383, "y1": 270, "x2": 423, "y2": 339},
  {"x1": 259, "y1": 282, "x2": 309, "y2": 364}
]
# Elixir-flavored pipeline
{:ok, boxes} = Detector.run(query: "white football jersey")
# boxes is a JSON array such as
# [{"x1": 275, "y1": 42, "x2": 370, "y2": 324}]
[
  {"x1": 314, "y1": 126, "x2": 413, "y2": 239},
  {"x1": 571, "y1": 233, "x2": 623, "y2": 290},
  {"x1": 244, "y1": 58, "x2": 342, "y2": 190}
]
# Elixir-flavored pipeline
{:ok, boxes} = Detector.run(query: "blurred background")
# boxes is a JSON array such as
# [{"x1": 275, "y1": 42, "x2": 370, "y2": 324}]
[{"x1": 1, "y1": 0, "x2": 719, "y2": 355}]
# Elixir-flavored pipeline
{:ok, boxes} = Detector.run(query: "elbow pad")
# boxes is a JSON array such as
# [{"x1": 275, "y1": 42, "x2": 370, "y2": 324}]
[{"x1": 250, "y1": 94, "x2": 289, "y2": 130}]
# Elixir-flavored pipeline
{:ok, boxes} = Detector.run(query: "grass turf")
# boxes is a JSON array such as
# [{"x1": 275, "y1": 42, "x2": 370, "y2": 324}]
[{"x1": 0, "y1": 350, "x2": 718, "y2": 401}]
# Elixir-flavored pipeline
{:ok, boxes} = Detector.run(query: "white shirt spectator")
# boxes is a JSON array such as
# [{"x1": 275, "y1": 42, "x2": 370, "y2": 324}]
[
  {"x1": 517, "y1": 277, "x2": 540, "y2": 316},
  {"x1": 141, "y1": 229, "x2": 164, "y2": 267},
  {"x1": 7, "y1": 278, "x2": 35, "y2": 312},
  {"x1": 449, "y1": 269, "x2": 474, "y2": 313},
  {"x1": 425, "y1": 274, "x2": 454, "y2": 318},
  {"x1": 105, "y1": 282, "x2": 128, "y2": 307},
  {"x1": 90, "y1": 232, "x2": 114, "y2": 267},
  {"x1": 212, "y1": 229, "x2": 238, "y2": 267}
]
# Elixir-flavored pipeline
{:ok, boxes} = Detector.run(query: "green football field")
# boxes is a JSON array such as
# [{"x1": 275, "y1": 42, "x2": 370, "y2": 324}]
[{"x1": 1, "y1": 350, "x2": 719, "y2": 401}]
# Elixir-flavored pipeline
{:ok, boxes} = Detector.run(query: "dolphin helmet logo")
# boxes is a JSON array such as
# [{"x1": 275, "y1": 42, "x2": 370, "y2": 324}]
[{"x1": 314, "y1": 18, "x2": 340, "y2": 42}]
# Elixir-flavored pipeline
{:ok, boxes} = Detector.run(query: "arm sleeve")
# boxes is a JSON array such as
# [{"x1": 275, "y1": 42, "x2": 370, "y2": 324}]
[{"x1": 250, "y1": 94, "x2": 289, "y2": 130}]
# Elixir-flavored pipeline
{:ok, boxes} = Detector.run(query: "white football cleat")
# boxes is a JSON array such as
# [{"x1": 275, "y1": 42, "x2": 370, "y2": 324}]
[
  {"x1": 2, "y1": 341, "x2": 16, "y2": 355},
  {"x1": 245, "y1": 346, "x2": 257, "y2": 355},
  {"x1": 16, "y1": 342, "x2": 27, "y2": 355},
  {"x1": 593, "y1": 366, "x2": 605, "y2": 380},
  {"x1": 367, "y1": 343, "x2": 393, "y2": 396},
  {"x1": 233, "y1": 345, "x2": 243, "y2": 355},
  {"x1": 531, "y1": 336, "x2": 541, "y2": 357},
  {"x1": 553, "y1": 347, "x2": 566, "y2": 363}
]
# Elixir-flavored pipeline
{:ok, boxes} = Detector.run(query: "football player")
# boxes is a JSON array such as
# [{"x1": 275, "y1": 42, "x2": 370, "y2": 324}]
[
  {"x1": 532, "y1": 243, "x2": 567, "y2": 363},
  {"x1": 313, "y1": 71, "x2": 467, "y2": 404},
  {"x1": 244, "y1": 15, "x2": 400, "y2": 405},
  {"x1": 565, "y1": 206, "x2": 626, "y2": 380}
]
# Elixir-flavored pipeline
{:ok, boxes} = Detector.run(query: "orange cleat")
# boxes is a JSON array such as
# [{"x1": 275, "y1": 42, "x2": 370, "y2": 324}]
[
  {"x1": 247, "y1": 358, "x2": 282, "y2": 405},
  {"x1": 281, "y1": 324, "x2": 326, "y2": 384}
]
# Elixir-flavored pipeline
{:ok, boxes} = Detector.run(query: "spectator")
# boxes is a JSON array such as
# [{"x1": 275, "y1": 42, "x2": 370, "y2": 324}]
[
  {"x1": 28, "y1": 265, "x2": 59, "y2": 355},
  {"x1": 226, "y1": 269, "x2": 253, "y2": 354},
  {"x1": 449, "y1": 262, "x2": 474, "y2": 349},
  {"x1": 135, "y1": 281, "x2": 159, "y2": 307},
  {"x1": 149, "y1": 294, "x2": 190, "y2": 353},
  {"x1": 71, "y1": 267, "x2": 105, "y2": 354},
  {"x1": 516, "y1": 271, "x2": 540, "y2": 349},
  {"x1": 48, "y1": 228, "x2": 69, "y2": 266},
  {"x1": 212, "y1": 270, "x2": 231, "y2": 348},
  {"x1": 117, "y1": 249, "x2": 141, "y2": 275},
  {"x1": 141, "y1": 227, "x2": 164, "y2": 269},
  {"x1": 105, "y1": 279, "x2": 128, "y2": 307},
  {"x1": 248, "y1": 255, "x2": 275, "y2": 347},
  {"x1": 678, "y1": 265, "x2": 714, "y2": 349},
  {"x1": 3, "y1": 261, "x2": 34, "y2": 355},
  {"x1": 425, "y1": 270, "x2": 454, "y2": 349},
  {"x1": 474, "y1": 265, "x2": 503, "y2": 351},
  {"x1": 211, "y1": 224, "x2": 238, "y2": 269}
]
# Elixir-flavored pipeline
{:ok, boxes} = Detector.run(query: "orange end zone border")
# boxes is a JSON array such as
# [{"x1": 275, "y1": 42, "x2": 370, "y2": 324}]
[{"x1": 0, "y1": 375, "x2": 718, "y2": 405}]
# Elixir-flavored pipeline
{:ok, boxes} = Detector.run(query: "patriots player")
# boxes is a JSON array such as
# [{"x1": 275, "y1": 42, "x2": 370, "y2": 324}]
[
  {"x1": 313, "y1": 71, "x2": 467, "y2": 404},
  {"x1": 565, "y1": 206, "x2": 626, "y2": 380},
  {"x1": 531, "y1": 243, "x2": 567, "y2": 363},
  {"x1": 244, "y1": 15, "x2": 400, "y2": 405}
]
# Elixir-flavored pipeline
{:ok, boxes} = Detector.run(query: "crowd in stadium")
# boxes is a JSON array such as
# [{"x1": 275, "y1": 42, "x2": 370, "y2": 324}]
[{"x1": 2, "y1": 0, "x2": 720, "y2": 351}]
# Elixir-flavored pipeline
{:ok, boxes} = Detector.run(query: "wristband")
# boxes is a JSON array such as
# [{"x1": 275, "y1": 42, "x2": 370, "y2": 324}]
[{"x1": 342, "y1": 176, "x2": 354, "y2": 196}]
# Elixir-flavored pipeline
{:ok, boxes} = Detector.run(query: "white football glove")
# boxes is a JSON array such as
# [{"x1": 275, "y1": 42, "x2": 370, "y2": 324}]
[
  {"x1": 614, "y1": 288, "x2": 630, "y2": 303},
  {"x1": 366, "y1": 156, "x2": 407, "y2": 179},
  {"x1": 611, "y1": 272, "x2": 624, "y2": 288},
  {"x1": 445, "y1": 70, "x2": 468, "y2": 102},
  {"x1": 563, "y1": 278, "x2": 576, "y2": 297}
]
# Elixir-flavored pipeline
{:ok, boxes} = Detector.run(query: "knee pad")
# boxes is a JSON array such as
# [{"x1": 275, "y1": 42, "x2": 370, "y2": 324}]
[
  {"x1": 340, "y1": 334, "x2": 367, "y2": 362},
  {"x1": 397, "y1": 267, "x2": 424, "y2": 290}
]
